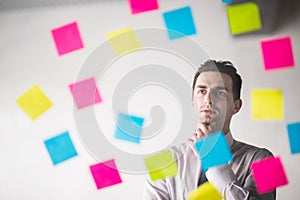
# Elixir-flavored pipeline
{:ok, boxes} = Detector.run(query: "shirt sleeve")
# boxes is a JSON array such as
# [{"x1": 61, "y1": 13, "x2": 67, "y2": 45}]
[
  {"x1": 143, "y1": 176, "x2": 171, "y2": 200},
  {"x1": 206, "y1": 162, "x2": 276, "y2": 200}
]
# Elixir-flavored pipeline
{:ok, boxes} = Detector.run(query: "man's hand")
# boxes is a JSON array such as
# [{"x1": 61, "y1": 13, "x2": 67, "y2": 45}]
[
  {"x1": 190, "y1": 117, "x2": 216, "y2": 142},
  {"x1": 189, "y1": 116, "x2": 216, "y2": 156}
]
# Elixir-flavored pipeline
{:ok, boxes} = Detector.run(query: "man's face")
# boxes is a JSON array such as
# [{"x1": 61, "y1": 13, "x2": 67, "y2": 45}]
[{"x1": 192, "y1": 71, "x2": 238, "y2": 133}]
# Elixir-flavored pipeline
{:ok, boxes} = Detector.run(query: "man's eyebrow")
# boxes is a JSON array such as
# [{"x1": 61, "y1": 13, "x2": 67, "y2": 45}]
[
  {"x1": 195, "y1": 85, "x2": 207, "y2": 89},
  {"x1": 215, "y1": 86, "x2": 228, "y2": 91},
  {"x1": 195, "y1": 85, "x2": 229, "y2": 91}
]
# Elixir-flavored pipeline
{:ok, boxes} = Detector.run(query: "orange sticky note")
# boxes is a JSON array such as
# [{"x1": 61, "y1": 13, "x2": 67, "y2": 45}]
[{"x1": 16, "y1": 84, "x2": 53, "y2": 120}]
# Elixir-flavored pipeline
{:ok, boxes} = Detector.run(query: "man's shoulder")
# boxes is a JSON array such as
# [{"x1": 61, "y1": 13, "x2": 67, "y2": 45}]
[{"x1": 232, "y1": 140, "x2": 274, "y2": 160}]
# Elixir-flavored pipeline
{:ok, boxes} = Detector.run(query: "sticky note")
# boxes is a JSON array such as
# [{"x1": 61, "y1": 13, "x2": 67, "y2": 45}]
[
  {"x1": 251, "y1": 89, "x2": 283, "y2": 120},
  {"x1": 128, "y1": 0, "x2": 159, "y2": 14},
  {"x1": 187, "y1": 182, "x2": 222, "y2": 200},
  {"x1": 251, "y1": 156, "x2": 288, "y2": 194},
  {"x1": 261, "y1": 36, "x2": 295, "y2": 71},
  {"x1": 69, "y1": 77, "x2": 102, "y2": 109},
  {"x1": 287, "y1": 122, "x2": 300, "y2": 154},
  {"x1": 44, "y1": 131, "x2": 78, "y2": 165},
  {"x1": 144, "y1": 150, "x2": 178, "y2": 181},
  {"x1": 223, "y1": 0, "x2": 234, "y2": 3},
  {"x1": 115, "y1": 112, "x2": 144, "y2": 144},
  {"x1": 106, "y1": 28, "x2": 141, "y2": 55},
  {"x1": 90, "y1": 159, "x2": 122, "y2": 189},
  {"x1": 51, "y1": 22, "x2": 84, "y2": 56},
  {"x1": 16, "y1": 84, "x2": 53, "y2": 120},
  {"x1": 194, "y1": 132, "x2": 232, "y2": 171},
  {"x1": 226, "y1": 2, "x2": 262, "y2": 35},
  {"x1": 163, "y1": 6, "x2": 197, "y2": 40}
]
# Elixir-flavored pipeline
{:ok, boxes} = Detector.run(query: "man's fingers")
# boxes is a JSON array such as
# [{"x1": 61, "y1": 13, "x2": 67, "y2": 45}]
[{"x1": 195, "y1": 128, "x2": 206, "y2": 139}]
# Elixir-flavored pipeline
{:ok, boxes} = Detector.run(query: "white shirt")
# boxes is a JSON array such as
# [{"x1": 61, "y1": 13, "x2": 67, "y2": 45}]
[{"x1": 143, "y1": 131, "x2": 276, "y2": 200}]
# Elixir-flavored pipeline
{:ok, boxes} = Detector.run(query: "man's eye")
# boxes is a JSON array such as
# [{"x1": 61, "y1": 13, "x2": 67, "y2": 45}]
[
  {"x1": 197, "y1": 89, "x2": 206, "y2": 94},
  {"x1": 218, "y1": 90, "x2": 227, "y2": 96}
]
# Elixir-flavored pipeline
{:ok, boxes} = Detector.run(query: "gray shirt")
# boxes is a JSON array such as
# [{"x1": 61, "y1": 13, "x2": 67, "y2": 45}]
[{"x1": 143, "y1": 132, "x2": 276, "y2": 200}]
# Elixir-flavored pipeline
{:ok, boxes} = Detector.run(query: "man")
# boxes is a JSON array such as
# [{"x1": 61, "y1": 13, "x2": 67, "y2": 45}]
[{"x1": 143, "y1": 60, "x2": 276, "y2": 200}]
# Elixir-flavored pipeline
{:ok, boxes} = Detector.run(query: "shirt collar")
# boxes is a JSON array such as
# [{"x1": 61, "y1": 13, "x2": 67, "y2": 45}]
[{"x1": 225, "y1": 130, "x2": 234, "y2": 148}]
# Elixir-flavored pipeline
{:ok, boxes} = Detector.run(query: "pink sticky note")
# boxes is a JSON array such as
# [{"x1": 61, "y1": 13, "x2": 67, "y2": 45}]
[
  {"x1": 51, "y1": 22, "x2": 84, "y2": 56},
  {"x1": 261, "y1": 36, "x2": 295, "y2": 71},
  {"x1": 90, "y1": 159, "x2": 122, "y2": 189},
  {"x1": 251, "y1": 157, "x2": 288, "y2": 194},
  {"x1": 128, "y1": 0, "x2": 159, "y2": 14},
  {"x1": 69, "y1": 77, "x2": 102, "y2": 109}
]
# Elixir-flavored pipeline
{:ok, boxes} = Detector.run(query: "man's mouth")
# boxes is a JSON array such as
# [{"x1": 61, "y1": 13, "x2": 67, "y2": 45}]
[{"x1": 201, "y1": 109, "x2": 217, "y2": 115}]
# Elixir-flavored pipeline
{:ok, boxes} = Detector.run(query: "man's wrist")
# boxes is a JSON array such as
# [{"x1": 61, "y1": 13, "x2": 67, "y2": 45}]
[{"x1": 205, "y1": 164, "x2": 236, "y2": 192}]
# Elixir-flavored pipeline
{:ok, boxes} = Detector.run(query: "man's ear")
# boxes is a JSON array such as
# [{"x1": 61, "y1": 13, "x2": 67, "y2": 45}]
[{"x1": 232, "y1": 99, "x2": 242, "y2": 114}]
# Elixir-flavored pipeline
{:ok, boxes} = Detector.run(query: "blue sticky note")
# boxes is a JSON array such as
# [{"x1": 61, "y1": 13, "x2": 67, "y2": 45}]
[
  {"x1": 222, "y1": 0, "x2": 234, "y2": 3},
  {"x1": 115, "y1": 112, "x2": 144, "y2": 144},
  {"x1": 194, "y1": 132, "x2": 232, "y2": 171},
  {"x1": 287, "y1": 122, "x2": 300, "y2": 154},
  {"x1": 163, "y1": 6, "x2": 197, "y2": 40},
  {"x1": 44, "y1": 131, "x2": 78, "y2": 165}
]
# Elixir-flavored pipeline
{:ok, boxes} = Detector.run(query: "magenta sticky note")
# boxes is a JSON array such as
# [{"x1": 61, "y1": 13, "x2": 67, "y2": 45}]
[
  {"x1": 51, "y1": 22, "x2": 84, "y2": 56},
  {"x1": 90, "y1": 159, "x2": 122, "y2": 189},
  {"x1": 251, "y1": 156, "x2": 288, "y2": 194},
  {"x1": 261, "y1": 36, "x2": 295, "y2": 71},
  {"x1": 128, "y1": 0, "x2": 159, "y2": 14},
  {"x1": 69, "y1": 77, "x2": 102, "y2": 109}
]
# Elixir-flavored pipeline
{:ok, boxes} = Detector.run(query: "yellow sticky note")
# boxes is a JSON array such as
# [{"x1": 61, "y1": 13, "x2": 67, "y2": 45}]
[
  {"x1": 16, "y1": 84, "x2": 53, "y2": 120},
  {"x1": 144, "y1": 150, "x2": 178, "y2": 181},
  {"x1": 106, "y1": 28, "x2": 141, "y2": 55},
  {"x1": 227, "y1": 2, "x2": 262, "y2": 35},
  {"x1": 187, "y1": 182, "x2": 222, "y2": 200},
  {"x1": 251, "y1": 89, "x2": 283, "y2": 120}
]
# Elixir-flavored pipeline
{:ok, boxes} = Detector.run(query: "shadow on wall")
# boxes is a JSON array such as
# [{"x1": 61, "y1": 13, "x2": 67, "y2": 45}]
[
  {"x1": 229, "y1": 0, "x2": 300, "y2": 35},
  {"x1": 277, "y1": 0, "x2": 300, "y2": 28}
]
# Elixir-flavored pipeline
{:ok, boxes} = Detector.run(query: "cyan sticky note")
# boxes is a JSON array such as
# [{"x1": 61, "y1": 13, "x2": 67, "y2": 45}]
[
  {"x1": 90, "y1": 159, "x2": 122, "y2": 189},
  {"x1": 194, "y1": 132, "x2": 232, "y2": 171},
  {"x1": 128, "y1": 0, "x2": 159, "y2": 14},
  {"x1": 287, "y1": 122, "x2": 300, "y2": 154},
  {"x1": 144, "y1": 150, "x2": 178, "y2": 181},
  {"x1": 115, "y1": 112, "x2": 144, "y2": 144},
  {"x1": 251, "y1": 89, "x2": 283, "y2": 120},
  {"x1": 226, "y1": 2, "x2": 262, "y2": 35},
  {"x1": 251, "y1": 156, "x2": 288, "y2": 194},
  {"x1": 69, "y1": 77, "x2": 102, "y2": 109},
  {"x1": 16, "y1": 84, "x2": 53, "y2": 120},
  {"x1": 51, "y1": 22, "x2": 84, "y2": 56},
  {"x1": 261, "y1": 36, "x2": 295, "y2": 71},
  {"x1": 187, "y1": 182, "x2": 222, "y2": 200},
  {"x1": 106, "y1": 28, "x2": 141, "y2": 55},
  {"x1": 44, "y1": 131, "x2": 78, "y2": 165},
  {"x1": 163, "y1": 6, "x2": 197, "y2": 40},
  {"x1": 222, "y1": 0, "x2": 234, "y2": 3}
]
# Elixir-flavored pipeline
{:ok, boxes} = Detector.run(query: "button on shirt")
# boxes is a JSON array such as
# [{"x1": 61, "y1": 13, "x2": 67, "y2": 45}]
[{"x1": 143, "y1": 131, "x2": 276, "y2": 200}]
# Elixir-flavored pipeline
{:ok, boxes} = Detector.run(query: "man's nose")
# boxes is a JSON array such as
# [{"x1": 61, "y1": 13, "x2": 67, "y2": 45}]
[{"x1": 204, "y1": 92, "x2": 213, "y2": 105}]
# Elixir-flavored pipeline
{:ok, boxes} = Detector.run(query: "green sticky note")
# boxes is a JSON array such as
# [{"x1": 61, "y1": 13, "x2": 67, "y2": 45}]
[
  {"x1": 144, "y1": 150, "x2": 178, "y2": 181},
  {"x1": 106, "y1": 28, "x2": 141, "y2": 55},
  {"x1": 16, "y1": 84, "x2": 53, "y2": 120},
  {"x1": 227, "y1": 2, "x2": 262, "y2": 35},
  {"x1": 251, "y1": 89, "x2": 283, "y2": 120},
  {"x1": 187, "y1": 182, "x2": 222, "y2": 200}
]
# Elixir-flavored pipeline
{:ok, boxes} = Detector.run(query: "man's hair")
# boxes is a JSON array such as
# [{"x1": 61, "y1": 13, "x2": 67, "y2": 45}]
[{"x1": 192, "y1": 60, "x2": 242, "y2": 101}]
